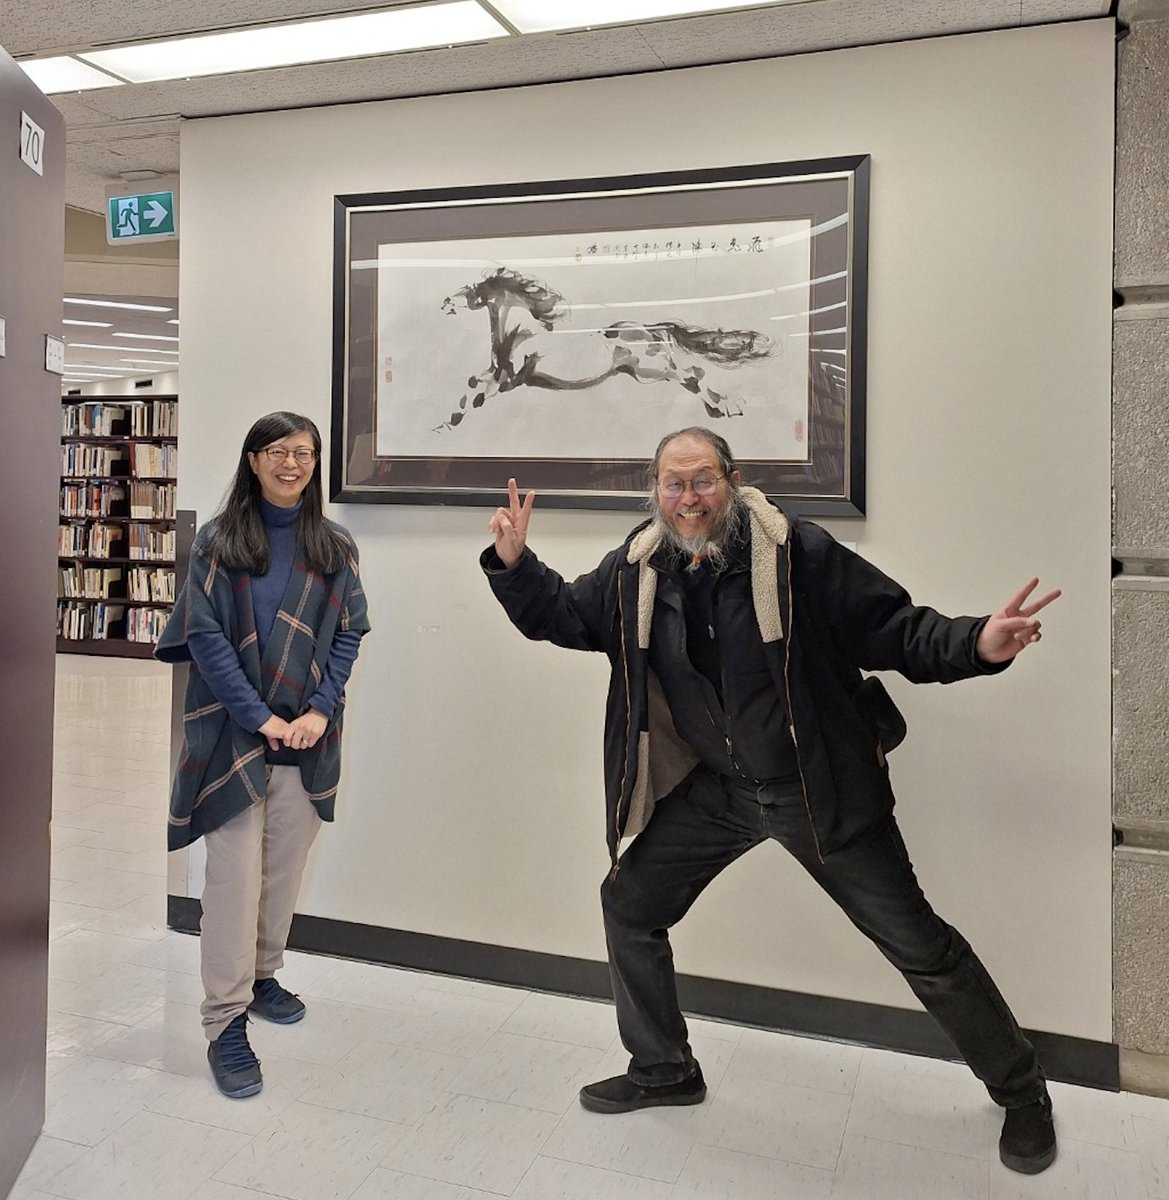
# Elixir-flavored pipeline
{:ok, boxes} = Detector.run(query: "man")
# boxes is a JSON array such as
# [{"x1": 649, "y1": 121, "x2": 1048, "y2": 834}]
[{"x1": 481, "y1": 427, "x2": 1061, "y2": 1175}]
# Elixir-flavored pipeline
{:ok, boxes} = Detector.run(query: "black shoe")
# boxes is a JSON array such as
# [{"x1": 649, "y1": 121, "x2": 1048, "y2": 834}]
[
  {"x1": 208, "y1": 1013, "x2": 262, "y2": 1098},
  {"x1": 999, "y1": 1094, "x2": 1056, "y2": 1174},
  {"x1": 249, "y1": 976, "x2": 306, "y2": 1024},
  {"x1": 579, "y1": 1066, "x2": 706, "y2": 1114}
]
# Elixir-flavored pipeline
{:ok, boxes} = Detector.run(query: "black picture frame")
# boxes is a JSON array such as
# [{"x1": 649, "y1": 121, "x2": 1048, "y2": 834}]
[{"x1": 332, "y1": 156, "x2": 869, "y2": 515}]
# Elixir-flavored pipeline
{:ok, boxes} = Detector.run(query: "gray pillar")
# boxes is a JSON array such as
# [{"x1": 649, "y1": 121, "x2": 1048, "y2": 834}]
[{"x1": 1113, "y1": 0, "x2": 1169, "y2": 1095}]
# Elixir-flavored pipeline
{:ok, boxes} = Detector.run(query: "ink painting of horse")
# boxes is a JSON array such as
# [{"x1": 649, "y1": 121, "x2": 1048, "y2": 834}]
[
  {"x1": 374, "y1": 223, "x2": 812, "y2": 462},
  {"x1": 437, "y1": 267, "x2": 775, "y2": 433}
]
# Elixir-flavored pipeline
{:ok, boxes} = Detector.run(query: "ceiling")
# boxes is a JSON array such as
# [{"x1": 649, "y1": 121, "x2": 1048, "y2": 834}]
[
  {"x1": 59, "y1": 294, "x2": 179, "y2": 384},
  {"x1": 5, "y1": 0, "x2": 1114, "y2": 217}
]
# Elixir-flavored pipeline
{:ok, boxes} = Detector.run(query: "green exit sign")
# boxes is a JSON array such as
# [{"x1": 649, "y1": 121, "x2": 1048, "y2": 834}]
[{"x1": 105, "y1": 187, "x2": 179, "y2": 245}]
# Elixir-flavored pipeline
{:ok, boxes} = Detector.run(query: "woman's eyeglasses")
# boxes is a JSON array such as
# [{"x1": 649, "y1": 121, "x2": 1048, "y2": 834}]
[{"x1": 261, "y1": 447, "x2": 317, "y2": 465}]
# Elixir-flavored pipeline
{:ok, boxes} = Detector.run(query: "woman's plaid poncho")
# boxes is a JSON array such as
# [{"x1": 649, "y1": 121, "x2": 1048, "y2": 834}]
[{"x1": 155, "y1": 521, "x2": 370, "y2": 850}]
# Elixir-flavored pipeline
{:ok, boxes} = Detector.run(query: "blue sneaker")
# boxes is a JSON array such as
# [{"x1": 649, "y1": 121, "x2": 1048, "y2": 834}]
[
  {"x1": 249, "y1": 976, "x2": 306, "y2": 1024},
  {"x1": 208, "y1": 1013, "x2": 262, "y2": 1098}
]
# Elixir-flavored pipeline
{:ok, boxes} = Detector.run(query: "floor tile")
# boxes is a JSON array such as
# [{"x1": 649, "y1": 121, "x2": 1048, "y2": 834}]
[
  {"x1": 448, "y1": 1031, "x2": 606, "y2": 1113},
  {"x1": 125, "y1": 929, "x2": 203, "y2": 975},
  {"x1": 8, "y1": 1135, "x2": 87, "y2": 1200},
  {"x1": 847, "y1": 1050, "x2": 997, "y2": 1159},
  {"x1": 382, "y1": 1091, "x2": 560, "y2": 1193},
  {"x1": 214, "y1": 1101, "x2": 407, "y2": 1200},
  {"x1": 189, "y1": 1183, "x2": 281, "y2": 1200},
  {"x1": 48, "y1": 844, "x2": 138, "y2": 884},
  {"x1": 1046, "y1": 1079, "x2": 1137, "y2": 1151},
  {"x1": 51, "y1": 867, "x2": 159, "y2": 911},
  {"x1": 350, "y1": 1169, "x2": 496, "y2": 1199},
  {"x1": 44, "y1": 1009, "x2": 126, "y2": 1078},
  {"x1": 301, "y1": 955, "x2": 431, "y2": 1010},
  {"x1": 48, "y1": 824, "x2": 100, "y2": 851},
  {"x1": 87, "y1": 1000, "x2": 208, "y2": 1075},
  {"x1": 77, "y1": 821, "x2": 163, "y2": 857},
  {"x1": 48, "y1": 961, "x2": 167, "y2": 1025},
  {"x1": 148, "y1": 1051, "x2": 338, "y2": 1137},
  {"x1": 82, "y1": 890, "x2": 170, "y2": 940},
  {"x1": 245, "y1": 995, "x2": 384, "y2": 1067},
  {"x1": 512, "y1": 1154, "x2": 674, "y2": 1199},
  {"x1": 48, "y1": 899, "x2": 106, "y2": 941},
  {"x1": 500, "y1": 991, "x2": 619, "y2": 1050},
  {"x1": 1132, "y1": 1101, "x2": 1169, "y2": 1198},
  {"x1": 297, "y1": 1036, "x2": 467, "y2": 1125},
  {"x1": 671, "y1": 1141, "x2": 833, "y2": 1199},
  {"x1": 369, "y1": 986, "x2": 526, "y2": 1059},
  {"x1": 46, "y1": 1110, "x2": 249, "y2": 1200},
  {"x1": 831, "y1": 1133, "x2": 990, "y2": 1200},
  {"x1": 726, "y1": 1026, "x2": 862, "y2": 1095},
  {"x1": 987, "y1": 1134, "x2": 1147, "y2": 1200},
  {"x1": 41, "y1": 1055, "x2": 166, "y2": 1146},
  {"x1": 541, "y1": 1095, "x2": 707, "y2": 1184},
  {"x1": 697, "y1": 1071, "x2": 852, "y2": 1170},
  {"x1": 48, "y1": 927, "x2": 152, "y2": 983}
]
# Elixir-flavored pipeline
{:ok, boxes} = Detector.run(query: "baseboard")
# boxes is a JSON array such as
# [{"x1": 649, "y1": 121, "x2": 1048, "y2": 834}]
[{"x1": 168, "y1": 894, "x2": 1117, "y2": 1091}]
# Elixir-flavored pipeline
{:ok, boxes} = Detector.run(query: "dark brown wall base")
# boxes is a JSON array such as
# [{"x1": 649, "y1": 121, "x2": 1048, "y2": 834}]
[{"x1": 169, "y1": 895, "x2": 1117, "y2": 1091}]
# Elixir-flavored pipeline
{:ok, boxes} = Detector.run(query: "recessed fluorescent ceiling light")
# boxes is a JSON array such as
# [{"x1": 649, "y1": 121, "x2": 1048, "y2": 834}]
[
  {"x1": 65, "y1": 298, "x2": 173, "y2": 313},
  {"x1": 19, "y1": 56, "x2": 125, "y2": 93},
  {"x1": 79, "y1": 1, "x2": 508, "y2": 83},
  {"x1": 62, "y1": 319, "x2": 114, "y2": 328},
  {"x1": 490, "y1": 0, "x2": 791, "y2": 34},
  {"x1": 68, "y1": 343, "x2": 178, "y2": 353},
  {"x1": 112, "y1": 333, "x2": 180, "y2": 342},
  {"x1": 120, "y1": 359, "x2": 181, "y2": 366}
]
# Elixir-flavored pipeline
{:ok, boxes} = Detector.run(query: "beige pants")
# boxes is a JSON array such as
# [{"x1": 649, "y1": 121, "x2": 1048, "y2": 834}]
[{"x1": 200, "y1": 765, "x2": 321, "y2": 1041}]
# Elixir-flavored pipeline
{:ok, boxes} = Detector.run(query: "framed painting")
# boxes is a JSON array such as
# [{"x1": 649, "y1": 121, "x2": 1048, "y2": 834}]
[{"x1": 332, "y1": 156, "x2": 868, "y2": 514}]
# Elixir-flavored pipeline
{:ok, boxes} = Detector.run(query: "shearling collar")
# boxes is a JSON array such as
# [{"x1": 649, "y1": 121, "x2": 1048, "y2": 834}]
[{"x1": 626, "y1": 486, "x2": 790, "y2": 649}]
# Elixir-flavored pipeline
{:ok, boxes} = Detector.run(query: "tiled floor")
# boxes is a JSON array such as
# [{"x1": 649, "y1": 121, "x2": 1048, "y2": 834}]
[{"x1": 13, "y1": 655, "x2": 1169, "y2": 1199}]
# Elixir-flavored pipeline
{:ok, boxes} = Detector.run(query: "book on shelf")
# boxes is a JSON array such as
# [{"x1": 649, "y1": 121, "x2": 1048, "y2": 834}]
[
  {"x1": 126, "y1": 607, "x2": 170, "y2": 644},
  {"x1": 61, "y1": 443, "x2": 128, "y2": 477},
  {"x1": 58, "y1": 393, "x2": 178, "y2": 652},
  {"x1": 130, "y1": 442, "x2": 177, "y2": 478},
  {"x1": 129, "y1": 481, "x2": 175, "y2": 519},
  {"x1": 63, "y1": 399, "x2": 178, "y2": 439},
  {"x1": 57, "y1": 564, "x2": 123, "y2": 600},
  {"x1": 57, "y1": 600, "x2": 126, "y2": 641},
  {"x1": 128, "y1": 565, "x2": 176, "y2": 603},
  {"x1": 61, "y1": 482, "x2": 127, "y2": 518},
  {"x1": 127, "y1": 523, "x2": 176, "y2": 561},
  {"x1": 61, "y1": 403, "x2": 128, "y2": 437}
]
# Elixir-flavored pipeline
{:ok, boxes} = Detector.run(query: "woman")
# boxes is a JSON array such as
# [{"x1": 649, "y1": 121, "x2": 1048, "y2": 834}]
[{"x1": 157, "y1": 411, "x2": 370, "y2": 1099}]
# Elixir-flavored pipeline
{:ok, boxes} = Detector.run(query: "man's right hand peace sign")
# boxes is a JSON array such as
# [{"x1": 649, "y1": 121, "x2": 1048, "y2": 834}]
[{"x1": 489, "y1": 477, "x2": 536, "y2": 569}]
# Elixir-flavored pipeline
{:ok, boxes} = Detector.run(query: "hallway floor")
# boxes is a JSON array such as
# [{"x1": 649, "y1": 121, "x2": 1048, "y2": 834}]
[{"x1": 12, "y1": 656, "x2": 1169, "y2": 1200}]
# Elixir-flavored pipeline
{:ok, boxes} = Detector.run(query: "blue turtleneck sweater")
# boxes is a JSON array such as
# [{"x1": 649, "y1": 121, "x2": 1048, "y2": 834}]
[{"x1": 187, "y1": 497, "x2": 362, "y2": 733}]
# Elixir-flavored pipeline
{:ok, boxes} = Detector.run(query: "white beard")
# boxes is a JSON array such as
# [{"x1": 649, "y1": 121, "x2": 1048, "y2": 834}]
[{"x1": 649, "y1": 490, "x2": 746, "y2": 573}]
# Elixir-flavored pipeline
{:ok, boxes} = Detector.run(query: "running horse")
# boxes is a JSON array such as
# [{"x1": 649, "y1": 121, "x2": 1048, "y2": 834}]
[{"x1": 436, "y1": 267, "x2": 774, "y2": 431}]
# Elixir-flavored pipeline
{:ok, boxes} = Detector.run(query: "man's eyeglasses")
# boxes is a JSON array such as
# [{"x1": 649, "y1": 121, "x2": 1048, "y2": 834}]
[
  {"x1": 261, "y1": 446, "x2": 317, "y2": 465},
  {"x1": 656, "y1": 474, "x2": 724, "y2": 499}
]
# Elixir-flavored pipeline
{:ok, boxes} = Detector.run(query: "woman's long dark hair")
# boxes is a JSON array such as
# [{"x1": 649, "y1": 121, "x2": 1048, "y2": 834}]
[{"x1": 205, "y1": 411, "x2": 350, "y2": 576}]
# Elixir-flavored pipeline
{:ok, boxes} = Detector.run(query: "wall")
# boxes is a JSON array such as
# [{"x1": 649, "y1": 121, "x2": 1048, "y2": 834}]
[
  {"x1": 63, "y1": 369, "x2": 179, "y2": 398},
  {"x1": 178, "y1": 21, "x2": 1115, "y2": 1041},
  {"x1": 0, "y1": 42, "x2": 65, "y2": 1197}
]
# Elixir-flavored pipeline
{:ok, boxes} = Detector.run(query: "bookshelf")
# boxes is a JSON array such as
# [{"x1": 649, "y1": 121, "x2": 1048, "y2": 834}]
[{"x1": 57, "y1": 396, "x2": 178, "y2": 658}]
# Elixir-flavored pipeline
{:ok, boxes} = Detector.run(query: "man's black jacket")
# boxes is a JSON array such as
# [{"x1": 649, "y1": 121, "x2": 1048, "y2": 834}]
[{"x1": 482, "y1": 488, "x2": 1004, "y2": 865}]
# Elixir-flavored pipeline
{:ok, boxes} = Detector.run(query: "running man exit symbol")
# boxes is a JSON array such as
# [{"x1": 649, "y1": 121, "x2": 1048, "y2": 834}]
[{"x1": 105, "y1": 188, "x2": 178, "y2": 244}]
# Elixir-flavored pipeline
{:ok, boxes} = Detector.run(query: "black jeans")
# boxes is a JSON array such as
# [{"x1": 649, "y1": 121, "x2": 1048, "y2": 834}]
[{"x1": 601, "y1": 766, "x2": 1045, "y2": 1107}]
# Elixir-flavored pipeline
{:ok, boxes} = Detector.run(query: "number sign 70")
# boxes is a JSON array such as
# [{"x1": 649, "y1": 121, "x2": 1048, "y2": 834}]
[{"x1": 20, "y1": 111, "x2": 45, "y2": 177}]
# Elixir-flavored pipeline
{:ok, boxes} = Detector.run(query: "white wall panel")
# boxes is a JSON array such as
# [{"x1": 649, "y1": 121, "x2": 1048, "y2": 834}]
[{"x1": 178, "y1": 20, "x2": 1115, "y2": 1038}]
